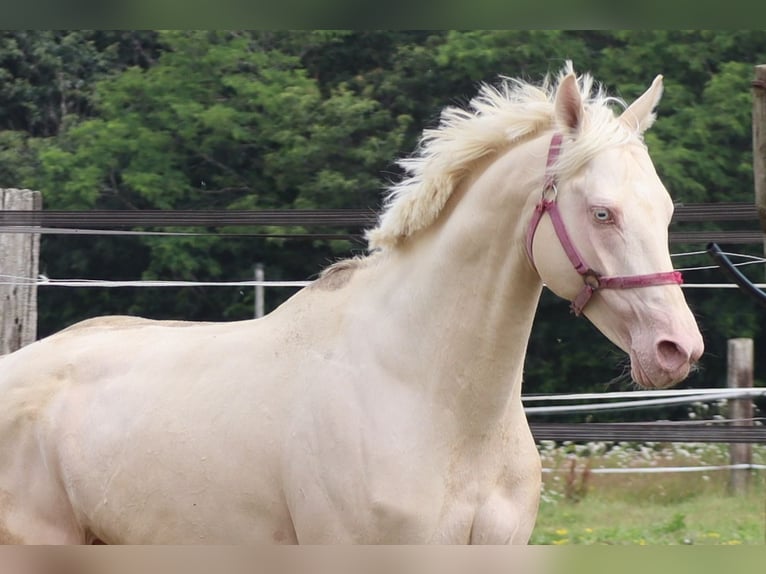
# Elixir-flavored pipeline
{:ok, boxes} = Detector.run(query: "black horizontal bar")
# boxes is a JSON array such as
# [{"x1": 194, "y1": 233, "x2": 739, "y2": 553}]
[
  {"x1": 3, "y1": 227, "x2": 763, "y2": 245},
  {"x1": 530, "y1": 423, "x2": 766, "y2": 443},
  {"x1": 2, "y1": 205, "x2": 764, "y2": 244},
  {"x1": 669, "y1": 230, "x2": 765, "y2": 244},
  {"x1": 671, "y1": 202, "x2": 758, "y2": 222},
  {"x1": 0, "y1": 209, "x2": 378, "y2": 227},
  {"x1": 0, "y1": 203, "x2": 761, "y2": 228}
]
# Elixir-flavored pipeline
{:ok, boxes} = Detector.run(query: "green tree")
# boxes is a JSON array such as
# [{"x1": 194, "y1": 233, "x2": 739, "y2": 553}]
[
  {"x1": 0, "y1": 31, "x2": 161, "y2": 188},
  {"x1": 4, "y1": 30, "x2": 764, "y2": 399},
  {"x1": 28, "y1": 30, "x2": 408, "y2": 331}
]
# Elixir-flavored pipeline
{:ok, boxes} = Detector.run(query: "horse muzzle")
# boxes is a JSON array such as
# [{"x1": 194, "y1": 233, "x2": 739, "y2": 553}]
[{"x1": 631, "y1": 332, "x2": 704, "y2": 389}]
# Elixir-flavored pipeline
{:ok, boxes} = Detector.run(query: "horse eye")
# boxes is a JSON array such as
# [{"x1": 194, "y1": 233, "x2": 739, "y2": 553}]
[{"x1": 593, "y1": 208, "x2": 613, "y2": 223}]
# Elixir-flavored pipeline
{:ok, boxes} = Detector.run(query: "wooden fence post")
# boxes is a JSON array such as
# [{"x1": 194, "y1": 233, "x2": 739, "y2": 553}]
[
  {"x1": 727, "y1": 338, "x2": 753, "y2": 495},
  {"x1": 0, "y1": 188, "x2": 42, "y2": 355},
  {"x1": 753, "y1": 65, "x2": 766, "y2": 274},
  {"x1": 254, "y1": 263, "x2": 265, "y2": 318}
]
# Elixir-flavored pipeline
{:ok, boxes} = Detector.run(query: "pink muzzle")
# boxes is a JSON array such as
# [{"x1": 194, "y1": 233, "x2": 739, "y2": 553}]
[{"x1": 525, "y1": 134, "x2": 683, "y2": 316}]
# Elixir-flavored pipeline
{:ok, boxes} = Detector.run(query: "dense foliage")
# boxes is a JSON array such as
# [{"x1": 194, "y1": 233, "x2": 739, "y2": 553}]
[{"x1": 2, "y1": 30, "x2": 765, "y2": 397}]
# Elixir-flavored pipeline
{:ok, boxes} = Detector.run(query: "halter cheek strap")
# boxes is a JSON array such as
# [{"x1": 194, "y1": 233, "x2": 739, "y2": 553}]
[{"x1": 525, "y1": 133, "x2": 683, "y2": 316}]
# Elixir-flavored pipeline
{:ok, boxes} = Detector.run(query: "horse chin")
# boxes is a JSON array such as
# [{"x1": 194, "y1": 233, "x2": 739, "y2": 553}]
[{"x1": 629, "y1": 352, "x2": 690, "y2": 390}]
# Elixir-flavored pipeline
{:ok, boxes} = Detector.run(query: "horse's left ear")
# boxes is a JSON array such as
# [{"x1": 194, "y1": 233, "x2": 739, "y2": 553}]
[
  {"x1": 620, "y1": 75, "x2": 664, "y2": 134},
  {"x1": 554, "y1": 73, "x2": 583, "y2": 133}
]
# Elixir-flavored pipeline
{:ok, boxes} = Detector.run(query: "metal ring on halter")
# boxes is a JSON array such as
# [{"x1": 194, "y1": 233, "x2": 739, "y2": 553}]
[
  {"x1": 542, "y1": 183, "x2": 558, "y2": 202},
  {"x1": 582, "y1": 270, "x2": 602, "y2": 289}
]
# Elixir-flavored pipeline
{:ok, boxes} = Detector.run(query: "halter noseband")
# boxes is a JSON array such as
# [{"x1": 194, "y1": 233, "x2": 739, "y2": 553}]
[{"x1": 525, "y1": 133, "x2": 683, "y2": 316}]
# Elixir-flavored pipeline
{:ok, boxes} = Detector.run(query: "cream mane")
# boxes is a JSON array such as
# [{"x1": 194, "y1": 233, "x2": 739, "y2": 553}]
[{"x1": 366, "y1": 62, "x2": 644, "y2": 252}]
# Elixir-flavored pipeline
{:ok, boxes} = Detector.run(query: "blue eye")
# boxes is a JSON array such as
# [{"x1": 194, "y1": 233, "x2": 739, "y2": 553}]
[{"x1": 593, "y1": 208, "x2": 613, "y2": 223}]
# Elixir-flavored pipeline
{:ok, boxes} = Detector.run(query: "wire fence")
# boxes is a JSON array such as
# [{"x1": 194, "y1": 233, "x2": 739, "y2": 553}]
[
  {"x1": 0, "y1": 276, "x2": 312, "y2": 288},
  {"x1": 1, "y1": 203, "x2": 765, "y2": 289},
  {"x1": 0, "y1": 202, "x2": 764, "y2": 246},
  {"x1": 541, "y1": 463, "x2": 766, "y2": 474},
  {"x1": 3, "y1": 207, "x2": 765, "y2": 476},
  {"x1": 523, "y1": 388, "x2": 766, "y2": 415},
  {"x1": 529, "y1": 389, "x2": 766, "y2": 475},
  {"x1": 2, "y1": 247, "x2": 765, "y2": 288}
]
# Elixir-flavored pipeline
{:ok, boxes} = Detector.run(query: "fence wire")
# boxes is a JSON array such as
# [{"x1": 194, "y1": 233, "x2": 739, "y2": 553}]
[
  {"x1": 541, "y1": 463, "x2": 766, "y2": 474},
  {"x1": 5, "y1": 247, "x2": 766, "y2": 290}
]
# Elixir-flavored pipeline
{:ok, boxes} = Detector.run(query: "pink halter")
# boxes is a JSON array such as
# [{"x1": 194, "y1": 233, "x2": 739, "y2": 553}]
[{"x1": 525, "y1": 133, "x2": 683, "y2": 316}]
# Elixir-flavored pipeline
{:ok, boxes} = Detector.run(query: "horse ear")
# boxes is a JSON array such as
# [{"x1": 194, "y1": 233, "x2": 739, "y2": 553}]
[
  {"x1": 620, "y1": 75, "x2": 664, "y2": 133},
  {"x1": 554, "y1": 73, "x2": 583, "y2": 133}
]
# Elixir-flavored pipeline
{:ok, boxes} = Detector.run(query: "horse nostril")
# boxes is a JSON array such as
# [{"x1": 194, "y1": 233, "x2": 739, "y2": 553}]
[{"x1": 656, "y1": 339, "x2": 690, "y2": 371}]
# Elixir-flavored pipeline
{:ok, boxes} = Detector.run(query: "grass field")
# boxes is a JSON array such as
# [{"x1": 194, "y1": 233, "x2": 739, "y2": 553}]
[{"x1": 530, "y1": 439, "x2": 766, "y2": 545}]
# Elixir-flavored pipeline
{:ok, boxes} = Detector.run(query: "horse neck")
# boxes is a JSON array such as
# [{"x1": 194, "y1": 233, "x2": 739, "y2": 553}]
[{"x1": 358, "y1": 137, "x2": 547, "y2": 427}]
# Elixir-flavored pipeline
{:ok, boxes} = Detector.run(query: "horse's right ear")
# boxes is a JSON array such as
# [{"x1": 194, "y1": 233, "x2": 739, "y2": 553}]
[
  {"x1": 620, "y1": 75, "x2": 664, "y2": 133},
  {"x1": 554, "y1": 73, "x2": 583, "y2": 133}
]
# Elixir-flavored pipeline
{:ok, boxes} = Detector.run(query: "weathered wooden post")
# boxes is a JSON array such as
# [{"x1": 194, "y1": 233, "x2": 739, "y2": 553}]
[
  {"x1": 0, "y1": 188, "x2": 42, "y2": 355},
  {"x1": 727, "y1": 338, "x2": 753, "y2": 495},
  {"x1": 753, "y1": 65, "x2": 766, "y2": 274}
]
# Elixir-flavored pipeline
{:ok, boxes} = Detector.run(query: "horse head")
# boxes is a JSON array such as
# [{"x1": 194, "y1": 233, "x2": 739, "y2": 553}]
[{"x1": 528, "y1": 71, "x2": 704, "y2": 389}]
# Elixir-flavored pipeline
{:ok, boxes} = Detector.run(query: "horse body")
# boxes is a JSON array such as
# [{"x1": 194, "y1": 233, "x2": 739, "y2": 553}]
[
  {"x1": 0, "y1": 64, "x2": 703, "y2": 544},
  {"x1": 1, "y1": 243, "x2": 542, "y2": 544}
]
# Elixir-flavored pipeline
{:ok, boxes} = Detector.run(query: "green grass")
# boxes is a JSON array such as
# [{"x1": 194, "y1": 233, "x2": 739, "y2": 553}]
[
  {"x1": 532, "y1": 488, "x2": 765, "y2": 545},
  {"x1": 530, "y1": 440, "x2": 766, "y2": 545}
]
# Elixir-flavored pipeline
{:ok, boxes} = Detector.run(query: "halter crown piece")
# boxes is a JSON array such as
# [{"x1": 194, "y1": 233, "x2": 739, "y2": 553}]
[{"x1": 525, "y1": 133, "x2": 683, "y2": 316}]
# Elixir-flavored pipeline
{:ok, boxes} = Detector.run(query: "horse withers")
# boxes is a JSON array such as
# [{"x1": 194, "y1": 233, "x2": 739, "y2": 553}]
[{"x1": 0, "y1": 63, "x2": 702, "y2": 544}]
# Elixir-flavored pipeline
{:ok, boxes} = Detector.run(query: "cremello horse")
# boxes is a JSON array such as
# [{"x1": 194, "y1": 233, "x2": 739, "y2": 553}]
[{"x1": 0, "y1": 64, "x2": 703, "y2": 544}]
